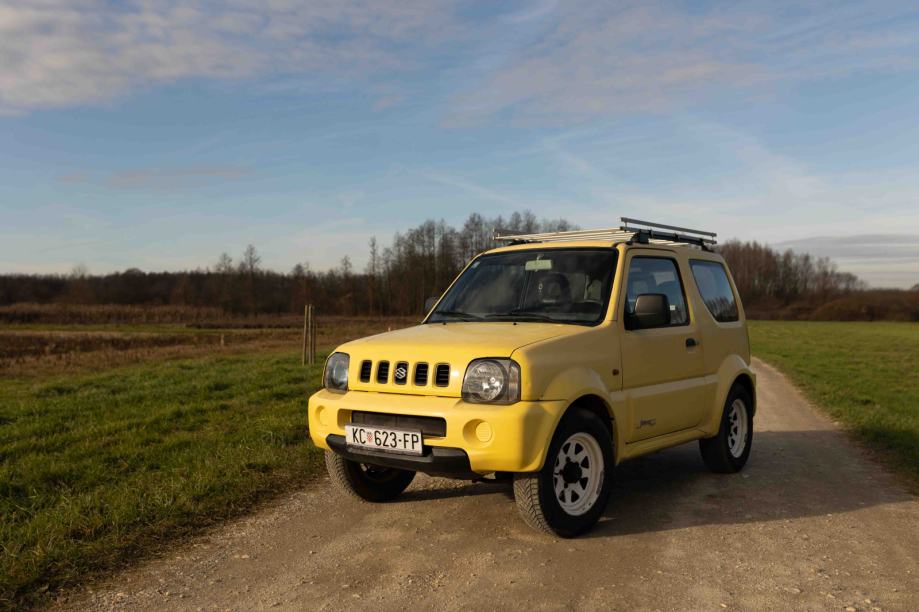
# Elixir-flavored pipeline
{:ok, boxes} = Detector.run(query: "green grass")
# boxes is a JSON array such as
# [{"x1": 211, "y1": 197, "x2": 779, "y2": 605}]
[
  {"x1": 0, "y1": 350, "x2": 325, "y2": 609},
  {"x1": 3, "y1": 321, "x2": 916, "y2": 607},
  {"x1": 750, "y1": 321, "x2": 919, "y2": 484}
]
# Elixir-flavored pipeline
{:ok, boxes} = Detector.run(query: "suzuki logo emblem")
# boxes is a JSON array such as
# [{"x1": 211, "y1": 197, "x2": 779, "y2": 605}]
[{"x1": 395, "y1": 366, "x2": 408, "y2": 380}]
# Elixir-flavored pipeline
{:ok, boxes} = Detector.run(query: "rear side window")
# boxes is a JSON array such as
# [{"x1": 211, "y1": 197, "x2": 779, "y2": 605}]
[
  {"x1": 625, "y1": 257, "x2": 688, "y2": 326},
  {"x1": 690, "y1": 261, "x2": 739, "y2": 322}
]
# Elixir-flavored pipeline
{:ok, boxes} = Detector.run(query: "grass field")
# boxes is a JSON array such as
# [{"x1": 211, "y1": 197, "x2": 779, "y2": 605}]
[
  {"x1": 0, "y1": 350, "x2": 325, "y2": 609},
  {"x1": 0, "y1": 315, "x2": 416, "y2": 608},
  {"x1": 749, "y1": 321, "x2": 919, "y2": 484},
  {"x1": 0, "y1": 316, "x2": 416, "y2": 377},
  {"x1": 2, "y1": 318, "x2": 916, "y2": 608}
]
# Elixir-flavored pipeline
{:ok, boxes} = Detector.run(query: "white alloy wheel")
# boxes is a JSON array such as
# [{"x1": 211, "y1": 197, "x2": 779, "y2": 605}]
[
  {"x1": 552, "y1": 432, "x2": 604, "y2": 516},
  {"x1": 727, "y1": 398, "x2": 749, "y2": 458}
]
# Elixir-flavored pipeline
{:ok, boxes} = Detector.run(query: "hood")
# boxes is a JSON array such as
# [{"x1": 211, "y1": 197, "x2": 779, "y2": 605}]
[{"x1": 337, "y1": 322, "x2": 582, "y2": 397}]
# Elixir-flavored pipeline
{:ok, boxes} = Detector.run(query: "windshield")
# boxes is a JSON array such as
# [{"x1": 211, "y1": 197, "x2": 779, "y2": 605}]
[{"x1": 427, "y1": 248, "x2": 617, "y2": 326}]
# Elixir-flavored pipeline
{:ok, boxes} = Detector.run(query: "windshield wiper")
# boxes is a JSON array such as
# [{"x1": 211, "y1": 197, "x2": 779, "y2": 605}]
[
  {"x1": 485, "y1": 309, "x2": 558, "y2": 323},
  {"x1": 431, "y1": 310, "x2": 483, "y2": 321}
]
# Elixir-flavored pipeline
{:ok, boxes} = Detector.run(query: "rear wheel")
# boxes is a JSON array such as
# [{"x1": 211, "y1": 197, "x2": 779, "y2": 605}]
[
  {"x1": 325, "y1": 451, "x2": 415, "y2": 502},
  {"x1": 513, "y1": 408, "x2": 613, "y2": 537},
  {"x1": 699, "y1": 384, "x2": 754, "y2": 473}
]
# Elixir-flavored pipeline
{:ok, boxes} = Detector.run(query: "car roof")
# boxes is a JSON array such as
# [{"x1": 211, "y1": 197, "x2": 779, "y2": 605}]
[
  {"x1": 491, "y1": 219, "x2": 718, "y2": 254},
  {"x1": 484, "y1": 240, "x2": 725, "y2": 260},
  {"x1": 485, "y1": 239, "x2": 622, "y2": 254}
]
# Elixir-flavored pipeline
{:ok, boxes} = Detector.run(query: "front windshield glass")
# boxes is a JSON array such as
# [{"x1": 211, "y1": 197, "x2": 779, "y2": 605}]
[{"x1": 427, "y1": 248, "x2": 617, "y2": 326}]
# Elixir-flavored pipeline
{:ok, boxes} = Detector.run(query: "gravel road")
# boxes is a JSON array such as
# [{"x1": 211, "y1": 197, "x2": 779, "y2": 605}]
[{"x1": 61, "y1": 358, "x2": 919, "y2": 611}]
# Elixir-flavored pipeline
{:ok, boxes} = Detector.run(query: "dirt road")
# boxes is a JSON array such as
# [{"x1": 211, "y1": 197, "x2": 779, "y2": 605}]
[{"x1": 63, "y1": 359, "x2": 918, "y2": 611}]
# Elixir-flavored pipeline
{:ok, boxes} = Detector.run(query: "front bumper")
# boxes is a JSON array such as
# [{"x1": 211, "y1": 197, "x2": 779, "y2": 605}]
[
  {"x1": 326, "y1": 434, "x2": 478, "y2": 479},
  {"x1": 308, "y1": 388, "x2": 566, "y2": 476}
]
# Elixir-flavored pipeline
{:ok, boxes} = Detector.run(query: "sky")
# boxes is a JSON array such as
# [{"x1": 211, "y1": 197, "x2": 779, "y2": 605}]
[{"x1": 2, "y1": 1, "x2": 919, "y2": 288}]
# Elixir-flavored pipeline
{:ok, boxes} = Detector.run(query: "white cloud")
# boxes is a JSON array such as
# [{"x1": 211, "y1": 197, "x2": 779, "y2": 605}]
[
  {"x1": 418, "y1": 170, "x2": 524, "y2": 209},
  {"x1": 502, "y1": 115, "x2": 919, "y2": 287},
  {"x1": 5, "y1": 1, "x2": 918, "y2": 120},
  {"x1": 106, "y1": 164, "x2": 251, "y2": 189},
  {"x1": 776, "y1": 235, "x2": 919, "y2": 288},
  {"x1": 0, "y1": 0, "x2": 462, "y2": 114},
  {"x1": 449, "y1": 1, "x2": 919, "y2": 124},
  {"x1": 50, "y1": 165, "x2": 253, "y2": 189}
]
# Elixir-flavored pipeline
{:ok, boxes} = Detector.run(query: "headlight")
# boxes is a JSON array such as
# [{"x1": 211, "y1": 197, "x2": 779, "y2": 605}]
[
  {"x1": 462, "y1": 358, "x2": 521, "y2": 404},
  {"x1": 323, "y1": 352, "x2": 350, "y2": 391}
]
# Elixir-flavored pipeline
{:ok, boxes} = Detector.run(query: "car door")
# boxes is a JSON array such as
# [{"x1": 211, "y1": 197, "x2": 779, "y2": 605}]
[{"x1": 618, "y1": 251, "x2": 707, "y2": 442}]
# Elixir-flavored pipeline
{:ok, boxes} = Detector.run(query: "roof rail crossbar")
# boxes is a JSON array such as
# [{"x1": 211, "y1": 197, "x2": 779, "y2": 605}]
[
  {"x1": 493, "y1": 217, "x2": 717, "y2": 249},
  {"x1": 620, "y1": 217, "x2": 716, "y2": 239}
]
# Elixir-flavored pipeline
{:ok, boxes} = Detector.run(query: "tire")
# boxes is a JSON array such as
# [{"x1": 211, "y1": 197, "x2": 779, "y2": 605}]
[
  {"x1": 513, "y1": 408, "x2": 614, "y2": 538},
  {"x1": 324, "y1": 451, "x2": 415, "y2": 502},
  {"x1": 699, "y1": 384, "x2": 754, "y2": 473}
]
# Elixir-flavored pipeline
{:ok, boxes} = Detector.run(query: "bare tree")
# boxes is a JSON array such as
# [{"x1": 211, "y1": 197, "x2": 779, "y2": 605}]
[
  {"x1": 215, "y1": 253, "x2": 234, "y2": 273},
  {"x1": 70, "y1": 263, "x2": 89, "y2": 279},
  {"x1": 239, "y1": 245, "x2": 261, "y2": 274},
  {"x1": 366, "y1": 238, "x2": 380, "y2": 316},
  {"x1": 339, "y1": 255, "x2": 352, "y2": 277}
]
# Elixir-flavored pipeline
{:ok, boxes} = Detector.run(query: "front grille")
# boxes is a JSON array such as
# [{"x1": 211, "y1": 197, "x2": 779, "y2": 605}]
[
  {"x1": 393, "y1": 361, "x2": 409, "y2": 385},
  {"x1": 413, "y1": 362, "x2": 429, "y2": 386},
  {"x1": 357, "y1": 360, "x2": 448, "y2": 388},
  {"x1": 376, "y1": 361, "x2": 390, "y2": 384},
  {"x1": 351, "y1": 411, "x2": 447, "y2": 437},
  {"x1": 435, "y1": 364, "x2": 450, "y2": 387},
  {"x1": 359, "y1": 360, "x2": 372, "y2": 382}
]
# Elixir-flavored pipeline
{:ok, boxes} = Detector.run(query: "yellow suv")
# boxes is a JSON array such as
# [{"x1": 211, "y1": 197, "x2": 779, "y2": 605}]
[{"x1": 308, "y1": 219, "x2": 755, "y2": 537}]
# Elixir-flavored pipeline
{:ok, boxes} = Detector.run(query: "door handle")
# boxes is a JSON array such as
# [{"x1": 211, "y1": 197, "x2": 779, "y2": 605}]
[{"x1": 685, "y1": 338, "x2": 698, "y2": 348}]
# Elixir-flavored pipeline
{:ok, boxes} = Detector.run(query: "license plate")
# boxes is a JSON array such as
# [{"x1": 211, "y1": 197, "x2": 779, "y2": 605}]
[{"x1": 345, "y1": 424, "x2": 423, "y2": 456}]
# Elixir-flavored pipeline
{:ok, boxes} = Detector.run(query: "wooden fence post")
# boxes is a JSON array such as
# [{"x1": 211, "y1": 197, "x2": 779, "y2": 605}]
[
  {"x1": 303, "y1": 304, "x2": 318, "y2": 365},
  {"x1": 308, "y1": 304, "x2": 310, "y2": 365},
  {"x1": 310, "y1": 306, "x2": 317, "y2": 365}
]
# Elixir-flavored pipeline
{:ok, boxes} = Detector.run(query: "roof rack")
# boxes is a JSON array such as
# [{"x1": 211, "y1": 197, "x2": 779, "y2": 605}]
[{"x1": 494, "y1": 217, "x2": 717, "y2": 250}]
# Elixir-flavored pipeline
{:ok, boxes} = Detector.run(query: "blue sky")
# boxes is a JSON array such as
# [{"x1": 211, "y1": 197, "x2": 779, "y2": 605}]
[{"x1": 2, "y1": 1, "x2": 919, "y2": 287}]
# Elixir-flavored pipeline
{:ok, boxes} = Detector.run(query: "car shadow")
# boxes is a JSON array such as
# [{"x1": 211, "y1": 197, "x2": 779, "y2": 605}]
[
  {"x1": 397, "y1": 430, "x2": 914, "y2": 536},
  {"x1": 399, "y1": 479, "x2": 515, "y2": 502},
  {"x1": 586, "y1": 429, "x2": 913, "y2": 538}
]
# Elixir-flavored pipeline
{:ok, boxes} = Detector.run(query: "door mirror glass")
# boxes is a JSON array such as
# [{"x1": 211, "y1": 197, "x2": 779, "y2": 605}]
[{"x1": 627, "y1": 293, "x2": 671, "y2": 329}]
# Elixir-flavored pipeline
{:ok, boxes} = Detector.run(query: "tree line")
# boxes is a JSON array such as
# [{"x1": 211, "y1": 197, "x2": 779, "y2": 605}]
[
  {"x1": 0, "y1": 211, "x2": 901, "y2": 319},
  {"x1": 0, "y1": 212, "x2": 572, "y2": 317},
  {"x1": 719, "y1": 240, "x2": 865, "y2": 303}
]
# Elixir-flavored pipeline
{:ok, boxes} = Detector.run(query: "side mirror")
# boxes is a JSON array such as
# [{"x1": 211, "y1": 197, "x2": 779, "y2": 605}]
[
  {"x1": 626, "y1": 293, "x2": 671, "y2": 330},
  {"x1": 424, "y1": 296, "x2": 440, "y2": 314}
]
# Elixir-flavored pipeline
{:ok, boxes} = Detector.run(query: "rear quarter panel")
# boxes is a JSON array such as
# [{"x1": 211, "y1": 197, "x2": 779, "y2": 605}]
[{"x1": 680, "y1": 251, "x2": 755, "y2": 435}]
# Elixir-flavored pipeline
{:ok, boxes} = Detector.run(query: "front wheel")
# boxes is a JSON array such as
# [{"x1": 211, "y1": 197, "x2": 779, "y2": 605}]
[
  {"x1": 513, "y1": 408, "x2": 614, "y2": 537},
  {"x1": 325, "y1": 451, "x2": 415, "y2": 502},
  {"x1": 699, "y1": 384, "x2": 754, "y2": 473}
]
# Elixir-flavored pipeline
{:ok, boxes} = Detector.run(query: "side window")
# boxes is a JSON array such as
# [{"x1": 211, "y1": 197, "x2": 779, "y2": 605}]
[
  {"x1": 625, "y1": 257, "x2": 689, "y2": 326},
  {"x1": 690, "y1": 260, "x2": 739, "y2": 322}
]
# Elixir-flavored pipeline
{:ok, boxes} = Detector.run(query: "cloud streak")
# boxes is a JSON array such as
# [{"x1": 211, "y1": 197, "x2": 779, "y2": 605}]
[
  {"x1": 106, "y1": 164, "x2": 252, "y2": 189},
  {"x1": 777, "y1": 235, "x2": 919, "y2": 288},
  {"x1": 418, "y1": 170, "x2": 524, "y2": 209},
  {"x1": 449, "y1": 1, "x2": 919, "y2": 124},
  {"x1": 5, "y1": 2, "x2": 919, "y2": 121},
  {"x1": 0, "y1": 0, "x2": 462, "y2": 114},
  {"x1": 54, "y1": 165, "x2": 252, "y2": 189}
]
